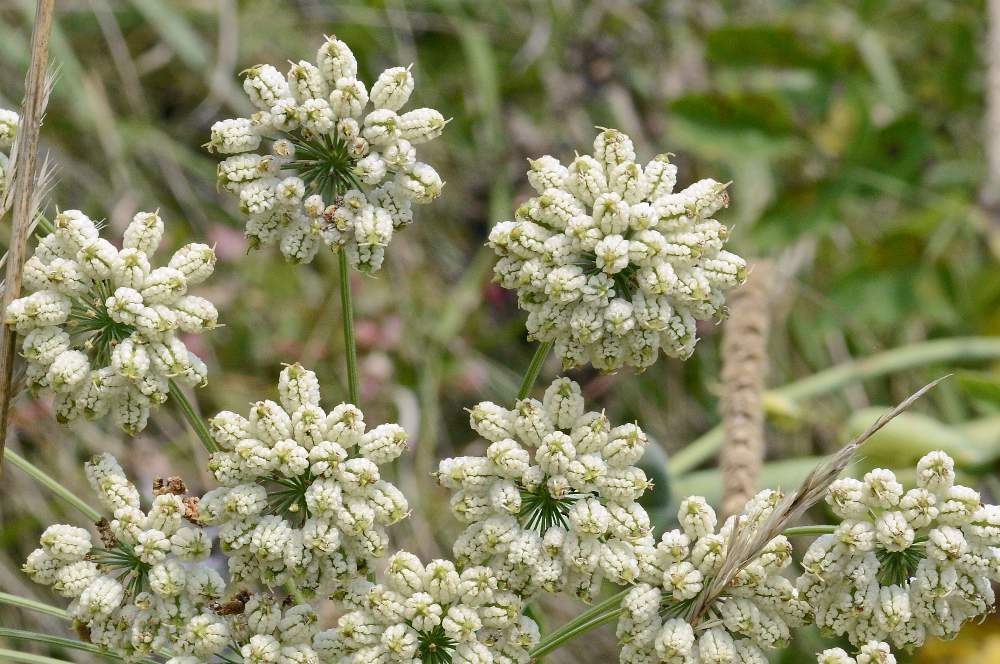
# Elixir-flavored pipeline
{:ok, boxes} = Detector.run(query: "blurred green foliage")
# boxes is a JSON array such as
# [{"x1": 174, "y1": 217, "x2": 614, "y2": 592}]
[{"x1": 1, "y1": 1, "x2": 999, "y2": 661}]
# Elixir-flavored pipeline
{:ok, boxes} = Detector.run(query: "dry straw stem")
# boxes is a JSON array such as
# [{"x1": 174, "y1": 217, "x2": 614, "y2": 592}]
[
  {"x1": 985, "y1": 0, "x2": 1000, "y2": 208},
  {"x1": 688, "y1": 375, "x2": 950, "y2": 625},
  {"x1": 0, "y1": 0, "x2": 56, "y2": 476},
  {"x1": 719, "y1": 260, "x2": 773, "y2": 520}
]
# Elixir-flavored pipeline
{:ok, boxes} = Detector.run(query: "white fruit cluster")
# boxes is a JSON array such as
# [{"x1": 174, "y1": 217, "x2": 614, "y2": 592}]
[
  {"x1": 0, "y1": 107, "x2": 16, "y2": 196},
  {"x1": 208, "y1": 36, "x2": 446, "y2": 269},
  {"x1": 198, "y1": 363, "x2": 410, "y2": 596},
  {"x1": 798, "y1": 451, "x2": 1000, "y2": 649},
  {"x1": 23, "y1": 454, "x2": 228, "y2": 662},
  {"x1": 314, "y1": 551, "x2": 540, "y2": 664},
  {"x1": 4, "y1": 210, "x2": 218, "y2": 433},
  {"x1": 437, "y1": 377, "x2": 653, "y2": 601},
  {"x1": 617, "y1": 491, "x2": 809, "y2": 664},
  {"x1": 488, "y1": 128, "x2": 746, "y2": 372},
  {"x1": 817, "y1": 641, "x2": 896, "y2": 664}
]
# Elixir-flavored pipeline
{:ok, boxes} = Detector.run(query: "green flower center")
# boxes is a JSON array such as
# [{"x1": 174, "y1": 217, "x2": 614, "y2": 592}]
[
  {"x1": 89, "y1": 540, "x2": 152, "y2": 599},
  {"x1": 286, "y1": 134, "x2": 360, "y2": 201},
  {"x1": 876, "y1": 542, "x2": 926, "y2": 586},
  {"x1": 519, "y1": 483, "x2": 586, "y2": 534},
  {"x1": 66, "y1": 281, "x2": 136, "y2": 366},
  {"x1": 265, "y1": 470, "x2": 315, "y2": 526},
  {"x1": 417, "y1": 625, "x2": 457, "y2": 664}
]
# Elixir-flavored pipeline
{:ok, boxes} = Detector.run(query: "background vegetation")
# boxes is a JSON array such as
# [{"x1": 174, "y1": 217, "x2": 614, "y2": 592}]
[{"x1": 1, "y1": 1, "x2": 998, "y2": 661}]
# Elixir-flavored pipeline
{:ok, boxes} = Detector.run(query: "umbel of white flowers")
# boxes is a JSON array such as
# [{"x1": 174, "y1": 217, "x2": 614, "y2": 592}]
[
  {"x1": 198, "y1": 363, "x2": 410, "y2": 596},
  {"x1": 3, "y1": 210, "x2": 218, "y2": 433},
  {"x1": 23, "y1": 453, "x2": 228, "y2": 661},
  {"x1": 207, "y1": 35, "x2": 447, "y2": 270},
  {"x1": 799, "y1": 450, "x2": 1000, "y2": 650},
  {"x1": 489, "y1": 128, "x2": 746, "y2": 372},
  {"x1": 617, "y1": 490, "x2": 810, "y2": 664},
  {"x1": 23, "y1": 454, "x2": 346, "y2": 664},
  {"x1": 437, "y1": 377, "x2": 654, "y2": 602},
  {"x1": 315, "y1": 550, "x2": 540, "y2": 664},
  {"x1": 0, "y1": 107, "x2": 17, "y2": 196}
]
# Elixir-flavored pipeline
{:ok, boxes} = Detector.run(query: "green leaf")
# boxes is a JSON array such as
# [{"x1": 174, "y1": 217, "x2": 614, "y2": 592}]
[
  {"x1": 957, "y1": 371, "x2": 1000, "y2": 409},
  {"x1": 667, "y1": 92, "x2": 802, "y2": 160}
]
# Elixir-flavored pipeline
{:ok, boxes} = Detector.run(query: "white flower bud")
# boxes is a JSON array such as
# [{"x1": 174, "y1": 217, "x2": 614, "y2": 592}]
[
  {"x1": 916, "y1": 451, "x2": 955, "y2": 494},
  {"x1": 52, "y1": 560, "x2": 99, "y2": 598},
  {"x1": 135, "y1": 529, "x2": 171, "y2": 565},
  {"x1": 40, "y1": 524, "x2": 92, "y2": 561},
  {"x1": 168, "y1": 243, "x2": 216, "y2": 285},
  {"x1": 399, "y1": 108, "x2": 447, "y2": 144},
  {"x1": 370, "y1": 66, "x2": 414, "y2": 111},
  {"x1": 317, "y1": 37, "x2": 357, "y2": 83},
  {"x1": 207, "y1": 118, "x2": 260, "y2": 154},
  {"x1": 396, "y1": 162, "x2": 443, "y2": 203},
  {"x1": 46, "y1": 350, "x2": 89, "y2": 393},
  {"x1": 76, "y1": 575, "x2": 123, "y2": 617},
  {"x1": 862, "y1": 469, "x2": 904, "y2": 509}
]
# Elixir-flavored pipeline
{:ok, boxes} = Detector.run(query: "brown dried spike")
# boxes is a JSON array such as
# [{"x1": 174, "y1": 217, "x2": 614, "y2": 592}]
[{"x1": 719, "y1": 260, "x2": 773, "y2": 520}]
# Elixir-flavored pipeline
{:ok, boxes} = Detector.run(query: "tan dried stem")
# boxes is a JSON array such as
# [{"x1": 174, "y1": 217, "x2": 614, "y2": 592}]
[
  {"x1": 0, "y1": 0, "x2": 56, "y2": 476},
  {"x1": 719, "y1": 260, "x2": 773, "y2": 520},
  {"x1": 688, "y1": 375, "x2": 949, "y2": 626},
  {"x1": 985, "y1": 0, "x2": 1000, "y2": 209}
]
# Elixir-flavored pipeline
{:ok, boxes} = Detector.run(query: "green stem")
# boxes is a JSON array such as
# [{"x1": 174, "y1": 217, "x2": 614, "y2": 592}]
[
  {"x1": 0, "y1": 592, "x2": 68, "y2": 620},
  {"x1": 168, "y1": 379, "x2": 218, "y2": 453},
  {"x1": 783, "y1": 525, "x2": 837, "y2": 538},
  {"x1": 0, "y1": 628, "x2": 158, "y2": 663},
  {"x1": 0, "y1": 650, "x2": 76, "y2": 664},
  {"x1": 531, "y1": 588, "x2": 629, "y2": 655},
  {"x1": 517, "y1": 341, "x2": 553, "y2": 401},
  {"x1": 338, "y1": 250, "x2": 360, "y2": 405},
  {"x1": 3, "y1": 449, "x2": 101, "y2": 522},
  {"x1": 531, "y1": 607, "x2": 622, "y2": 658},
  {"x1": 670, "y1": 336, "x2": 1000, "y2": 476}
]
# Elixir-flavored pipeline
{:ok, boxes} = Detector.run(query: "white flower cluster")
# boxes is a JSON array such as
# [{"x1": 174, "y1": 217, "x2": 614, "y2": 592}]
[
  {"x1": 198, "y1": 363, "x2": 410, "y2": 595},
  {"x1": 23, "y1": 454, "x2": 228, "y2": 662},
  {"x1": 488, "y1": 128, "x2": 746, "y2": 372},
  {"x1": 437, "y1": 377, "x2": 653, "y2": 601},
  {"x1": 208, "y1": 36, "x2": 446, "y2": 269},
  {"x1": 218, "y1": 596, "x2": 328, "y2": 664},
  {"x1": 313, "y1": 550, "x2": 540, "y2": 664},
  {"x1": 0, "y1": 107, "x2": 17, "y2": 195},
  {"x1": 4, "y1": 210, "x2": 218, "y2": 433},
  {"x1": 816, "y1": 641, "x2": 896, "y2": 664},
  {"x1": 798, "y1": 451, "x2": 1000, "y2": 649},
  {"x1": 617, "y1": 491, "x2": 809, "y2": 664}
]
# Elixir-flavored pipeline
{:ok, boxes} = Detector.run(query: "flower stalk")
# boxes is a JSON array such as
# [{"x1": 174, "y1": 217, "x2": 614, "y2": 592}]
[
  {"x1": 169, "y1": 379, "x2": 219, "y2": 453},
  {"x1": 0, "y1": 591, "x2": 68, "y2": 619},
  {"x1": 0, "y1": 627, "x2": 158, "y2": 663},
  {"x1": 339, "y1": 250, "x2": 360, "y2": 405},
  {"x1": 516, "y1": 340, "x2": 552, "y2": 400},
  {"x1": 3, "y1": 448, "x2": 100, "y2": 521}
]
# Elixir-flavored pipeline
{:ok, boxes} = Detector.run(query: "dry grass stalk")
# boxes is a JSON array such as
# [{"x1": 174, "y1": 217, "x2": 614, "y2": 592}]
[
  {"x1": 689, "y1": 375, "x2": 950, "y2": 625},
  {"x1": 985, "y1": 0, "x2": 1000, "y2": 209},
  {"x1": 0, "y1": 0, "x2": 57, "y2": 476},
  {"x1": 719, "y1": 260, "x2": 773, "y2": 520}
]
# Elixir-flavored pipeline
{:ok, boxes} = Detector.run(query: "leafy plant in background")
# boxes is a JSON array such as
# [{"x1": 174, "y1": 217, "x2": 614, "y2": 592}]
[{"x1": 1, "y1": 3, "x2": 1000, "y2": 664}]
